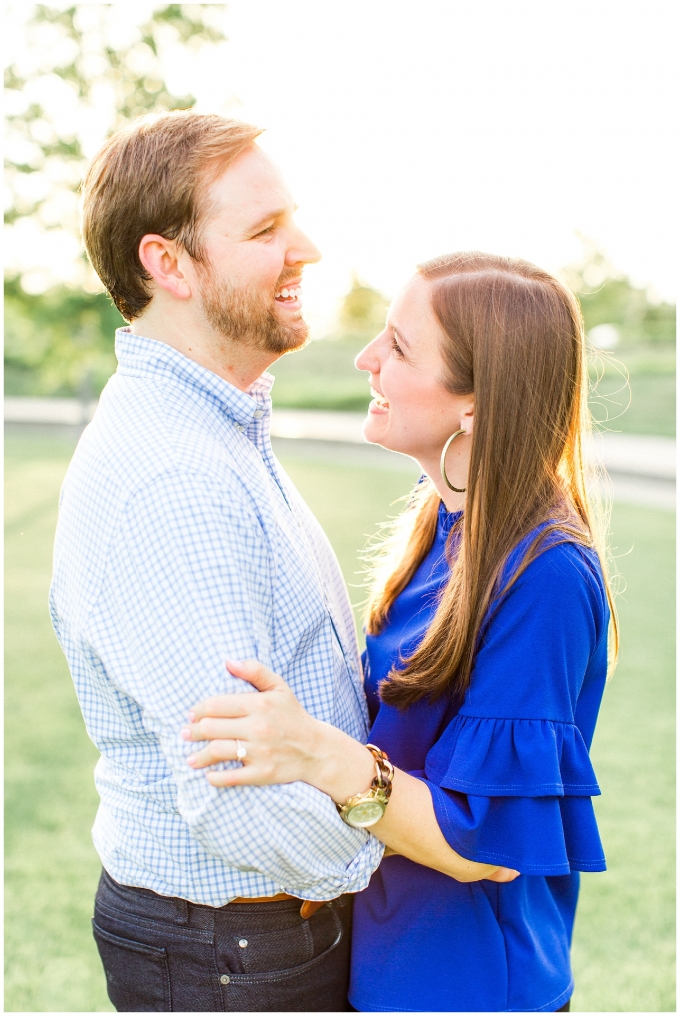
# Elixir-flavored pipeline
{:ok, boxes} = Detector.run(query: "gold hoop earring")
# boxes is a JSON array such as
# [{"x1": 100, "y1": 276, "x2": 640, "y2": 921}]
[{"x1": 440, "y1": 429, "x2": 467, "y2": 493}]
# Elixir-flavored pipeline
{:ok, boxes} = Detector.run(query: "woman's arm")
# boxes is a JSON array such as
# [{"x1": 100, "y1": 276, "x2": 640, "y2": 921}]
[{"x1": 183, "y1": 660, "x2": 519, "y2": 884}]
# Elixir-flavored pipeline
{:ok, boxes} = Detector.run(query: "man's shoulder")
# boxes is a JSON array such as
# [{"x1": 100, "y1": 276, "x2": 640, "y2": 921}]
[
  {"x1": 52, "y1": 374, "x2": 268, "y2": 624},
  {"x1": 79, "y1": 373, "x2": 245, "y2": 490}
]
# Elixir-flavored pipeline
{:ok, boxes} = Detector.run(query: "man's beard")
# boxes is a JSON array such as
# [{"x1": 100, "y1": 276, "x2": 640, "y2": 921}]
[{"x1": 197, "y1": 263, "x2": 308, "y2": 355}]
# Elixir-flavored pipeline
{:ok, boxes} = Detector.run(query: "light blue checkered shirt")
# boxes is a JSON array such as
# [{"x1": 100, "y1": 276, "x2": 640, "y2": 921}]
[{"x1": 50, "y1": 329, "x2": 383, "y2": 905}]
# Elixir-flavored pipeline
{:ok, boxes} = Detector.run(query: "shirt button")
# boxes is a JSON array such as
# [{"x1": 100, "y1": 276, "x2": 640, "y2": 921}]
[
  {"x1": 235, "y1": 424, "x2": 244, "y2": 432},
  {"x1": 253, "y1": 410, "x2": 264, "y2": 419},
  {"x1": 220, "y1": 974, "x2": 230, "y2": 985},
  {"x1": 238, "y1": 938, "x2": 248, "y2": 948}
]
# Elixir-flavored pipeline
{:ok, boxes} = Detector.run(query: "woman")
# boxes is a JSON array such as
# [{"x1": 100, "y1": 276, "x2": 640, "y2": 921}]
[{"x1": 183, "y1": 252, "x2": 616, "y2": 1012}]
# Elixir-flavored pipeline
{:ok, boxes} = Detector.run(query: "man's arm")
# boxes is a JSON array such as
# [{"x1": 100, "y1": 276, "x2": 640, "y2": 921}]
[{"x1": 100, "y1": 467, "x2": 383, "y2": 897}]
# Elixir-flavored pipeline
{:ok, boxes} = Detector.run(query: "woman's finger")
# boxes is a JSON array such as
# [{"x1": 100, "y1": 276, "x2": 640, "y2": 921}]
[
  {"x1": 487, "y1": 867, "x2": 521, "y2": 883},
  {"x1": 206, "y1": 766, "x2": 263, "y2": 788},
  {"x1": 187, "y1": 739, "x2": 242, "y2": 769},
  {"x1": 181, "y1": 717, "x2": 247, "y2": 742},
  {"x1": 188, "y1": 658, "x2": 288, "y2": 721},
  {"x1": 225, "y1": 659, "x2": 288, "y2": 693},
  {"x1": 189, "y1": 691, "x2": 259, "y2": 723}
]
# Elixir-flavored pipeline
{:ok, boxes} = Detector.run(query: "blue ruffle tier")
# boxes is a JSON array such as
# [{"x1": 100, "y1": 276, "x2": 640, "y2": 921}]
[
  {"x1": 423, "y1": 714, "x2": 606, "y2": 875},
  {"x1": 427, "y1": 714, "x2": 601, "y2": 796}
]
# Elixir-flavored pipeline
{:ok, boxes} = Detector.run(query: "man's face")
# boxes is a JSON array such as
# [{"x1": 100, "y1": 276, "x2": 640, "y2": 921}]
[{"x1": 190, "y1": 146, "x2": 321, "y2": 354}]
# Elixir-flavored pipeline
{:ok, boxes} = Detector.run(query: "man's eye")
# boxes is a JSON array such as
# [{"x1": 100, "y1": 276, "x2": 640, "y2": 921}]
[
  {"x1": 254, "y1": 225, "x2": 275, "y2": 238},
  {"x1": 391, "y1": 335, "x2": 404, "y2": 357}
]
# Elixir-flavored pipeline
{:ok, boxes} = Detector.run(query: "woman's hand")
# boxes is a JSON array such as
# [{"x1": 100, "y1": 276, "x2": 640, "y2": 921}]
[
  {"x1": 182, "y1": 661, "x2": 520, "y2": 886},
  {"x1": 182, "y1": 660, "x2": 325, "y2": 787},
  {"x1": 182, "y1": 660, "x2": 376, "y2": 799}
]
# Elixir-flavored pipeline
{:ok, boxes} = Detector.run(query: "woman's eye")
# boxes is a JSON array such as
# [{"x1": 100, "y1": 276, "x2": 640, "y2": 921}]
[
  {"x1": 255, "y1": 225, "x2": 275, "y2": 238},
  {"x1": 391, "y1": 335, "x2": 404, "y2": 357}
]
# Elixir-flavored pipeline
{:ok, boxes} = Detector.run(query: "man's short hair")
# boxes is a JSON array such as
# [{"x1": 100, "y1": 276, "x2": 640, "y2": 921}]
[{"x1": 81, "y1": 110, "x2": 263, "y2": 320}]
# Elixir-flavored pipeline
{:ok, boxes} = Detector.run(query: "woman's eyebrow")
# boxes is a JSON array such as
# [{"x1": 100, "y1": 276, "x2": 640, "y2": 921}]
[{"x1": 390, "y1": 323, "x2": 411, "y2": 349}]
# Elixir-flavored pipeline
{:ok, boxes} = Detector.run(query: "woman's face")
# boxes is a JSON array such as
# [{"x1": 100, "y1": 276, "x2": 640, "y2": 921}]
[{"x1": 355, "y1": 274, "x2": 474, "y2": 474}]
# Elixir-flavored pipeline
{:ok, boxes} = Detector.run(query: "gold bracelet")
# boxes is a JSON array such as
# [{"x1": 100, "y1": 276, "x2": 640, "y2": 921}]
[{"x1": 336, "y1": 744, "x2": 394, "y2": 828}]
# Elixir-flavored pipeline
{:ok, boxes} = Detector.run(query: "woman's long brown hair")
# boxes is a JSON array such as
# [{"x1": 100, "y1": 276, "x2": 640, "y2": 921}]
[{"x1": 365, "y1": 252, "x2": 619, "y2": 709}]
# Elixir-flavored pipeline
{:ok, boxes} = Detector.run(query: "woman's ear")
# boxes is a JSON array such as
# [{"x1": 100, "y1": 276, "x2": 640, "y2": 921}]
[
  {"x1": 138, "y1": 234, "x2": 192, "y2": 301},
  {"x1": 461, "y1": 397, "x2": 475, "y2": 437}
]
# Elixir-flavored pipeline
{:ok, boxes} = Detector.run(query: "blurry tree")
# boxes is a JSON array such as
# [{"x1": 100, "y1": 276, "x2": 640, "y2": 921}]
[
  {"x1": 561, "y1": 241, "x2": 675, "y2": 347},
  {"x1": 561, "y1": 241, "x2": 676, "y2": 436},
  {"x1": 337, "y1": 274, "x2": 389, "y2": 340},
  {"x1": 4, "y1": 277, "x2": 126, "y2": 397},
  {"x1": 4, "y1": 3, "x2": 228, "y2": 396}
]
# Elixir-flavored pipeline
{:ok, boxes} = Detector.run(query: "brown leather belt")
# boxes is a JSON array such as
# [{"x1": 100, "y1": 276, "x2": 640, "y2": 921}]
[{"x1": 230, "y1": 893, "x2": 329, "y2": 920}]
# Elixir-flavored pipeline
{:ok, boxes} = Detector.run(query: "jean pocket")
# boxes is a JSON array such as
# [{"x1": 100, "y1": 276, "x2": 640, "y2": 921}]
[
  {"x1": 228, "y1": 907, "x2": 345, "y2": 983},
  {"x1": 225, "y1": 918, "x2": 314, "y2": 975},
  {"x1": 92, "y1": 919, "x2": 172, "y2": 1012},
  {"x1": 218, "y1": 911, "x2": 350, "y2": 1013}
]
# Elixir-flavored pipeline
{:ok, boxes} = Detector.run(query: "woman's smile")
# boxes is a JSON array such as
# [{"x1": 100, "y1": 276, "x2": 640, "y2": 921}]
[
  {"x1": 369, "y1": 385, "x2": 390, "y2": 414},
  {"x1": 355, "y1": 275, "x2": 474, "y2": 512}
]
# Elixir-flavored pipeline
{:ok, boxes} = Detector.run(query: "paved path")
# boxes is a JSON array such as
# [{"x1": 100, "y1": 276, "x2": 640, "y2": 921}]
[
  {"x1": 270, "y1": 437, "x2": 675, "y2": 512},
  {"x1": 270, "y1": 410, "x2": 676, "y2": 481},
  {"x1": 5, "y1": 398, "x2": 675, "y2": 510}
]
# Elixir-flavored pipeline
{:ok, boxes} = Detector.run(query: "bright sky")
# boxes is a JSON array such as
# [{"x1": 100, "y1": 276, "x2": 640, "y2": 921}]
[{"x1": 6, "y1": 1, "x2": 678, "y2": 332}]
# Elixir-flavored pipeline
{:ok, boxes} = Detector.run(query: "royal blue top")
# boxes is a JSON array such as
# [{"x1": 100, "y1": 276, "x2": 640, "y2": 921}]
[{"x1": 349, "y1": 503, "x2": 609, "y2": 1013}]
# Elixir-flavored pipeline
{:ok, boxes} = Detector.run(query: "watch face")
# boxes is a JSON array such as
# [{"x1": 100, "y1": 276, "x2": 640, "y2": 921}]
[{"x1": 347, "y1": 800, "x2": 385, "y2": 828}]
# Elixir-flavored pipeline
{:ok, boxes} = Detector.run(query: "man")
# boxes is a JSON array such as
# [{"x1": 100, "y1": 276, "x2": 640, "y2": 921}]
[{"x1": 50, "y1": 110, "x2": 383, "y2": 1012}]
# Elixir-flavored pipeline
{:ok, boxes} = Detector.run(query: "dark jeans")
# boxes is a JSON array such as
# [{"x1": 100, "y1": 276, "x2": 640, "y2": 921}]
[{"x1": 93, "y1": 869, "x2": 352, "y2": 1012}]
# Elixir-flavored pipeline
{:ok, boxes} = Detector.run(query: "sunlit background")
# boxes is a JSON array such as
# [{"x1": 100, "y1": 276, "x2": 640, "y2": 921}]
[
  {"x1": 5, "y1": 2, "x2": 678, "y2": 340},
  {"x1": 4, "y1": 4, "x2": 676, "y2": 1013}
]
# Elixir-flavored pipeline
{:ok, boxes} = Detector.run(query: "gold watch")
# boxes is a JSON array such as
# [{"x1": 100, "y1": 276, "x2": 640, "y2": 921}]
[{"x1": 337, "y1": 744, "x2": 394, "y2": 828}]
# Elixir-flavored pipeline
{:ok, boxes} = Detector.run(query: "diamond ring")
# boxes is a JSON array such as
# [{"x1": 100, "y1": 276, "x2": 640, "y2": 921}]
[{"x1": 236, "y1": 739, "x2": 247, "y2": 761}]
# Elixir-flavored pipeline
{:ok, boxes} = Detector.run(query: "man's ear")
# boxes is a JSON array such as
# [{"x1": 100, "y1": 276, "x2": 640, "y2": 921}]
[{"x1": 138, "y1": 234, "x2": 192, "y2": 301}]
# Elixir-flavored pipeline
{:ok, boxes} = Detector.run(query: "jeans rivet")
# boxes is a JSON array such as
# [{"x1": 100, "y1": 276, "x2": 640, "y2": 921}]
[
  {"x1": 220, "y1": 974, "x2": 230, "y2": 985},
  {"x1": 238, "y1": 938, "x2": 248, "y2": 948}
]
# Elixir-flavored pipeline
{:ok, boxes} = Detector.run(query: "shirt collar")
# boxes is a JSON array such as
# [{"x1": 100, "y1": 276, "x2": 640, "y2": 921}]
[{"x1": 115, "y1": 328, "x2": 273, "y2": 428}]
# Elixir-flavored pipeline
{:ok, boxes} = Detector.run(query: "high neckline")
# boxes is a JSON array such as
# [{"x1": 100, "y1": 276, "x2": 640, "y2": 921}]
[{"x1": 438, "y1": 500, "x2": 464, "y2": 534}]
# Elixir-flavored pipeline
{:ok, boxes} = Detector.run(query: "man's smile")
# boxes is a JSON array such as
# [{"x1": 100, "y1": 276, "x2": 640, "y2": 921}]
[{"x1": 274, "y1": 277, "x2": 302, "y2": 308}]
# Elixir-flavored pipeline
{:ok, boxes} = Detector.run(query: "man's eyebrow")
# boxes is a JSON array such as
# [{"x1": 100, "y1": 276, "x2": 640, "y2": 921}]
[{"x1": 247, "y1": 204, "x2": 299, "y2": 232}]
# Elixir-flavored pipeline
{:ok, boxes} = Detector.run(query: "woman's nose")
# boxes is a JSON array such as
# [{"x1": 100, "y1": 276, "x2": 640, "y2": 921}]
[{"x1": 355, "y1": 336, "x2": 381, "y2": 373}]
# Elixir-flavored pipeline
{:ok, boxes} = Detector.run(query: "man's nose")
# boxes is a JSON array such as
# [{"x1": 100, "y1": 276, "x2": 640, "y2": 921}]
[{"x1": 286, "y1": 227, "x2": 321, "y2": 266}]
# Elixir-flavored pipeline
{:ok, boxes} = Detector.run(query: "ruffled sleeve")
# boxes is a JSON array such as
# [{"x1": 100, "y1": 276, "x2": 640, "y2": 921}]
[
  {"x1": 418, "y1": 541, "x2": 609, "y2": 875},
  {"x1": 425, "y1": 785, "x2": 606, "y2": 875},
  {"x1": 420, "y1": 715, "x2": 606, "y2": 875},
  {"x1": 426, "y1": 714, "x2": 600, "y2": 797}
]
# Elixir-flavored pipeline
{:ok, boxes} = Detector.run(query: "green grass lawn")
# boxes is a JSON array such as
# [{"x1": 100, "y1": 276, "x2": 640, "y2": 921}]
[
  {"x1": 4, "y1": 431, "x2": 675, "y2": 1012},
  {"x1": 589, "y1": 370, "x2": 676, "y2": 437}
]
